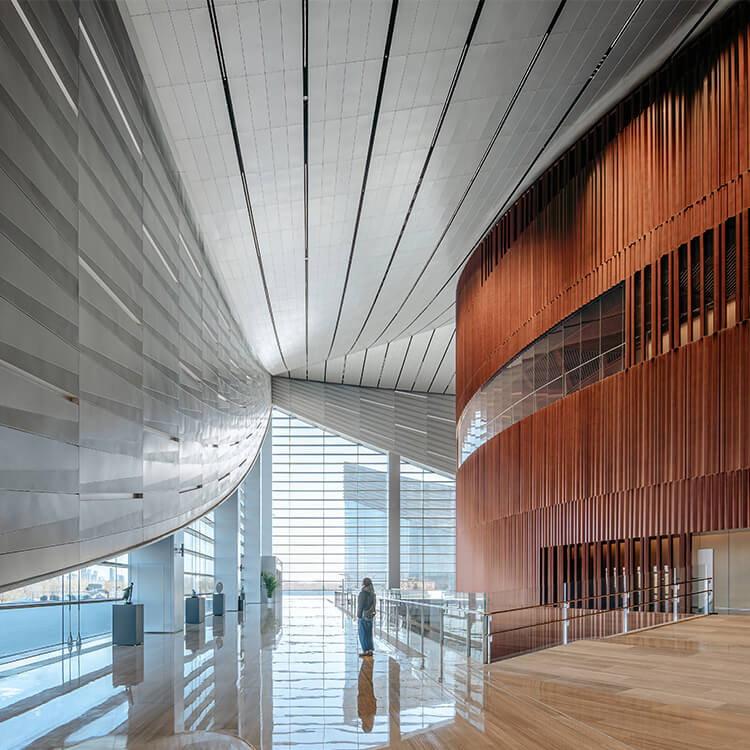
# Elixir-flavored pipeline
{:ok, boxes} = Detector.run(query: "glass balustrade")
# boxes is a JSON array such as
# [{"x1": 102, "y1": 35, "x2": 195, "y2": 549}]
[{"x1": 458, "y1": 283, "x2": 625, "y2": 466}]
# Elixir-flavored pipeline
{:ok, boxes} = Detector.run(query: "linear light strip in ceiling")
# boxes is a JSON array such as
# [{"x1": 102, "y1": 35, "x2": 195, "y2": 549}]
[
  {"x1": 409, "y1": 328, "x2": 436, "y2": 391},
  {"x1": 427, "y1": 329, "x2": 455, "y2": 393},
  {"x1": 393, "y1": 336, "x2": 413, "y2": 389},
  {"x1": 302, "y1": 0, "x2": 310, "y2": 378},
  {"x1": 345, "y1": 0, "x2": 485, "y2": 356},
  {"x1": 206, "y1": 0, "x2": 288, "y2": 371},
  {"x1": 370, "y1": 0, "x2": 568, "y2": 348},
  {"x1": 325, "y1": 0, "x2": 400, "y2": 360}
]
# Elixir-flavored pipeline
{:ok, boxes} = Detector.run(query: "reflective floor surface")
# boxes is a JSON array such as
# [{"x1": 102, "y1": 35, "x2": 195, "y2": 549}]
[
  {"x1": 0, "y1": 595, "x2": 470, "y2": 750},
  {"x1": 2, "y1": 597, "x2": 749, "y2": 749}
]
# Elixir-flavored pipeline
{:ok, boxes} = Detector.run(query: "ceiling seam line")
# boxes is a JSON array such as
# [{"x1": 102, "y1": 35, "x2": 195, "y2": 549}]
[
  {"x1": 428, "y1": 328, "x2": 455, "y2": 393},
  {"x1": 375, "y1": 342, "x2": 390, "y2": 389},
  {"x1": 302, "y1": 0, "x2": 309, "y2": 378},
  {"x1": 410, "y1": 328, "x2": 436, "y2": 392},
  {"x1": 393, "y1": 335, "x2": 413, "y2": 391},
  {"x1": 325, "y1": 0, "x2": 400, "y2": 361},
  {"x1": 391, "y1": 0, "x2": 653, "y2": 341},
  {"x1": 669, "y1": 1, "x2": 718, "y2": 58},
  {"x1": 206, "y1": 0, "x2": 288, "y2": 371},
  {"x1": 414, "y1": 302, "x2": 456, "y2": 337},
  {"x1": 358, "y1": 349, "x2": 368, "y2": 387},
  {"x1": 369, "y1": 0, "x2": 568, "y2": 347},
  {"x1": 345, "y1": 0, "x2": 485, "y2": 356}
]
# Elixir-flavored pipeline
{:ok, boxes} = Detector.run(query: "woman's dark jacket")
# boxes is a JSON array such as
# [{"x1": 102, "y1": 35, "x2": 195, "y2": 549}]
[{"x1": 357, "y1": 588, "x2": 376, "y2": 620}]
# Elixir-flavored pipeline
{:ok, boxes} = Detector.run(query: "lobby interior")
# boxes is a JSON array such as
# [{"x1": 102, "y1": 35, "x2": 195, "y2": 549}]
[{"x1": 2, "y1": 0, "x2": 750, "y2": 748}]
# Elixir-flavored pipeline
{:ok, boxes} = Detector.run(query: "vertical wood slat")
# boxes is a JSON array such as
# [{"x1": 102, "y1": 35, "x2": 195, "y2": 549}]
[
  {"x1": 456, "y1": 5, "x2": 750, "y2": 417},
  {"x1": 456, "y1": 7, "x2": 750, "y2": 600},
  {"x1": 457, "y1": 323, "x2": 750, "y2": 596}
]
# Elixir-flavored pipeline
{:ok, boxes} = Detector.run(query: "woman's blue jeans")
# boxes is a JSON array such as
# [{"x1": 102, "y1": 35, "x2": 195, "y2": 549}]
[{"x1": 358, "y1": 617, "x2": 374, "y2": 652}]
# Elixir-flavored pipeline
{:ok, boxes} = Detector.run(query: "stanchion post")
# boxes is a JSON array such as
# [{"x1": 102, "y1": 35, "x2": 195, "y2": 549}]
[{"x1": 420, "y1": 606, "x2": 425, "y2": 657}]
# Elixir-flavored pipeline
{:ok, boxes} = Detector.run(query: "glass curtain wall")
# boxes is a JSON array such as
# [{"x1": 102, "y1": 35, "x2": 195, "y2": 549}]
[
  {"x1": 272, "y1": 409, "x2": 457, "y2": 596},
  {"x1": 400, "y1": 461, "x2": 456, "y2": 594},
  {"x1": 184, "y1": 512, "x2": 215, "y2": 611},
  {"x1": 0, "y1": 555, "x2": 129, "y2": 659},
  {"x1": 343, "y1": 463, "x2": 388, "y2": 591},
  {"x1": 238, "y1": 480, "x2": 246, "y2": 600},
  {"x1": 272, "y1": 409, "x2": 388, "y2": 591}
]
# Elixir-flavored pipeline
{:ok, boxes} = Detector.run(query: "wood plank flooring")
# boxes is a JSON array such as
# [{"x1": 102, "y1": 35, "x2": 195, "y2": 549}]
[{"x1": 421, "y1": 615, "x2": 750, "y2": 750}]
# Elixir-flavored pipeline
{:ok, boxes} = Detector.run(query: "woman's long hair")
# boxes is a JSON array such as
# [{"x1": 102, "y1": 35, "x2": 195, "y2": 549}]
[{"x1": 362, "y1": 577, "x2": 374, "y2": 591}]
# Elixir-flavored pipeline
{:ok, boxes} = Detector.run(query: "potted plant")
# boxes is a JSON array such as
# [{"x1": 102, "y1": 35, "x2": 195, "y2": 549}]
[{"x1": 261, "y1": 571, "x2": 278, "y2": 603}]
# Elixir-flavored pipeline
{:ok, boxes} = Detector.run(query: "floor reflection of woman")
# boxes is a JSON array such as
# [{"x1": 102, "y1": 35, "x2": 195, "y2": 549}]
[{"x1": 357, "y1": 655, "x2": 376, "y2": 733}]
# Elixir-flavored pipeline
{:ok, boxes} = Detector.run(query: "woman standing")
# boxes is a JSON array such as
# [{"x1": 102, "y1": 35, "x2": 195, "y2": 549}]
[{"x1": 357, "y1": 577, "x2": 376, "y2": 657}]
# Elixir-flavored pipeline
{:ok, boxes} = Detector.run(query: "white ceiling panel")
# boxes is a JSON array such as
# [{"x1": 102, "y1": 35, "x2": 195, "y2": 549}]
[
  {"x1": 342, "y1": 349, "x2": 366, "y2": 386},
  {"x1": 324, "y1": 355, "x2": 345, "y2": 384},
  {"x1": 121, "y1": 0, "x2": 726, "y2": 395},
  {"x1": 429, "y1": 332, "x2": 456, "y2": 394},
  {"x1": 376, "y1": 336, "x2": 410, "y2": 390},
  {"x1": 412, "y1": 325, "x2": 454, "y2": 393},
  {"x1": 394, "y1": 329, "x2": 433, "y2": 391},
  {"x1": 307, "y1": 360, "x2": 325, "y2": 382},
  {"x1": 359, "y1": 343, "x2": 388, "y2": 389}
]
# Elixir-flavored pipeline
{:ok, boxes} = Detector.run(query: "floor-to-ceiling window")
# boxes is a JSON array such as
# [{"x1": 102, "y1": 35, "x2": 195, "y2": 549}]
[
  {"x1": 272, "y1": 409, "x2": 388, "y2": 591},
  {"x1": 0, "y1": 555, "x2": 129, "y2": 659},
  {"x1": 184, "y1": 512, "x2": 215, "y2": 598},
  {"x1": 400, "y1": 461, "x2": 456, "y2": 594},
  {"x1": 343, "y1": 462, "x2": 388, "y2": 591},
  {"x1": 271, "y1": 408, "x2": 456, "y2": 595}
]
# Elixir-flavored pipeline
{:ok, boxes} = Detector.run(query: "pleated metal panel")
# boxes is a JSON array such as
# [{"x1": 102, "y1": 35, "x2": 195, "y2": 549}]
[
  {"x1": 272, "y1": 378, "x2": 456, "y2": 477},
  {"x1": 0, "y1": 0, "x2": 270, "y2": 592}
]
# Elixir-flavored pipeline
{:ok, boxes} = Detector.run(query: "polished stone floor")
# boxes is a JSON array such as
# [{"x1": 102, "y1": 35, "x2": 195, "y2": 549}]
[
  {"x1": 3, "y1": 597, "x2": 748, "y2": 749},
  {"x1": 0, "y1": 595, "x2": 468, "y2": 749}
]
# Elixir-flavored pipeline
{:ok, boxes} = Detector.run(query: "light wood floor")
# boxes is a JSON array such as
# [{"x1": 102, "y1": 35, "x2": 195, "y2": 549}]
[{"x1": 391, "y1": 615, "x2": 750, "y2": 749}]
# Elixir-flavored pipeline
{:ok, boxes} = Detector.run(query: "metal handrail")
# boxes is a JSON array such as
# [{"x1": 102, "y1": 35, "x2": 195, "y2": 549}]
[
  {"x1": 335, "y1": 589, "x2": 488, "y2": 666},
  {"x1": 336, "y1": 590, "x2": 470, "y2": 612},
  {"x1": 374, "y1": 594, "x2": 485, "y2": 618},
  {"x1": 488, "y1": 587, "x2": 713, "y2": 636},
  {"x1": 486, "y1": 576, "x2": 712, "y2": 617},
  {"x1": 0, "y1": 597, "x2": 122, "y2": 610},
  {"x1": 335, "y1": 577, "x2": 713, "y2": 666}
]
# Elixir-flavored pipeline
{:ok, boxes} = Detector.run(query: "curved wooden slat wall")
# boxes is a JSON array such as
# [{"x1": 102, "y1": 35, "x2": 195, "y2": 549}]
[{"x1": 455, "y1": 6, "x2": 750, "y2": 599}]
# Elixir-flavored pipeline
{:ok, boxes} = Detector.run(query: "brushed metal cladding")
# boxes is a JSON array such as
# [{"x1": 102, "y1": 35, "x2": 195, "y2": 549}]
[
  {"x1": 0, "y1": 0, "x2": 270, "y2": 591},
  {"x1": 272, "y1": 378, "x2": 456, "y2": 477}
]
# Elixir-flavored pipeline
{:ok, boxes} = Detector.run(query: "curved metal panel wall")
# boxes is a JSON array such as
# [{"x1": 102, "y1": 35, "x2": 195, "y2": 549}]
[
  {"x1": 455, "y1": 6, "x2": 750, "y2": 600},
  {"x1": 0, "y1": 0, "x2": 270, "y2": 591}
]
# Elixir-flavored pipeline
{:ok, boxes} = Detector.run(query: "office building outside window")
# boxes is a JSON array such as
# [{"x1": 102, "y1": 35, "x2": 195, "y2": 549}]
[{"x1": 400, "y1": 460, "x2": 456, "y2": 594}]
